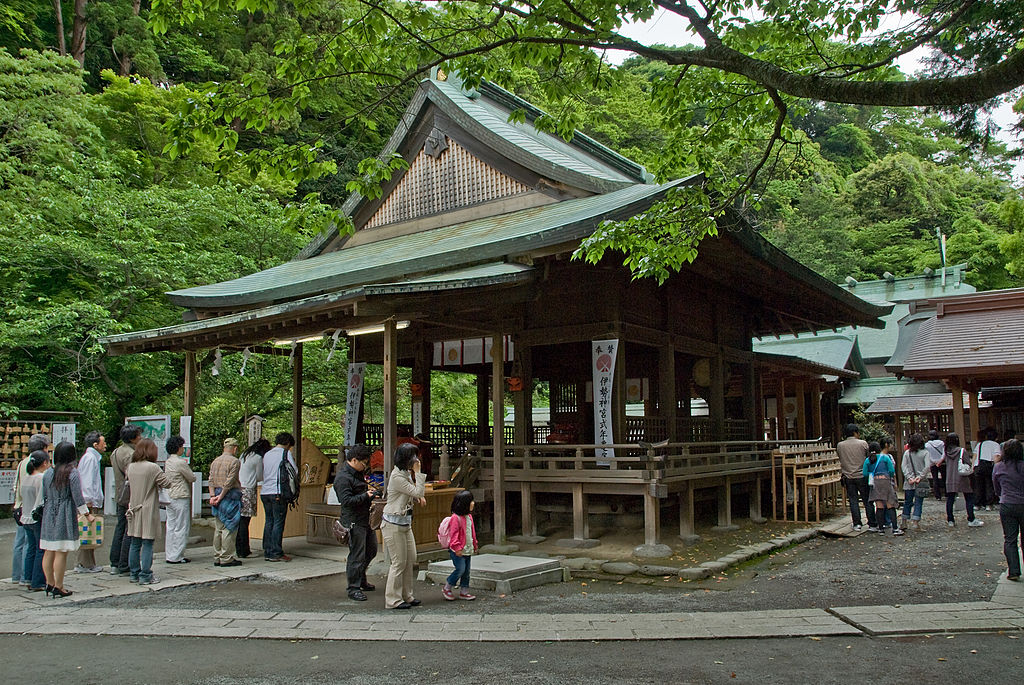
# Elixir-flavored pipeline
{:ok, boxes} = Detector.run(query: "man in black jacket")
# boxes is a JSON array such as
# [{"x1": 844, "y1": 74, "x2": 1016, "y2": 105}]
[{"x1": 334, "y1": 445, "x2": 380, "y2": 601}]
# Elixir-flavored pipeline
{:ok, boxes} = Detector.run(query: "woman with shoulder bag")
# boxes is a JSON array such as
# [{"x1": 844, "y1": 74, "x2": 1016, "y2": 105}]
[
  {"x1": 901, "y1": 433, "x2": 931, "y2": 531},
  {"x1": 942, "y1": 433, "x2": 983, "y2": 528},
  {"x1": 381, "y1": 443, "x2": 426, "y2": 610},
  {"x1": 18, "y1": 450, "x2": 51, "y2": 592}
]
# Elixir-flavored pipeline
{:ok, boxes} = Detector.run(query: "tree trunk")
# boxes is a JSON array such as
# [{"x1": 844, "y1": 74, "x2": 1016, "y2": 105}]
[
  {"x1": 52, "y1": 0, "x2": 66, "y2": 55},
  {"x1": 70, "y1": 0, "x2": 88, "y2": 67},
  {"x1": 117, "y1": 0, "x2": 142, "y2": 76}
]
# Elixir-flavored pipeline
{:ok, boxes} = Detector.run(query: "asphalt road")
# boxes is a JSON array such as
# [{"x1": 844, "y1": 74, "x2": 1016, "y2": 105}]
[{"x1": 0, "y1": 633, "x2": 1020, "y2": 684}]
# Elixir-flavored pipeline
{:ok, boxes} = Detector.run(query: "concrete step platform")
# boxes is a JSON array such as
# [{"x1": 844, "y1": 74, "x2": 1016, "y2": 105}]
[{"x1": 420, "y1": 554, "x2": 568, "y2": 593}]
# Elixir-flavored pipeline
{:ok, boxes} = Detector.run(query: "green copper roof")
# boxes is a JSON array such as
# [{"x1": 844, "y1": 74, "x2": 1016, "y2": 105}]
[
  {"x1": 838, "y1": 264, "x2": 973, "y2": 304},
  {"x1": 168, "y1": 178, "x2": 692, "y2": 309},
  {"x1": 834, "y1": 266, "x2": 975, "y2": 362},
  {"x1": 753, "y1": 334, "x2": 865, "y2": 382},
  {"x1": 428, "y1": 76, "x2": 651, "y2": 191},
  {"x1": 839, "y1": 377, "x2": 949, "y2": 406},
  {"x1": 102, "y1": 263, "x2": 535, "y2": 352},
  {"x1": 301, "y1": 74, "x2": 653, "y2": 260}
]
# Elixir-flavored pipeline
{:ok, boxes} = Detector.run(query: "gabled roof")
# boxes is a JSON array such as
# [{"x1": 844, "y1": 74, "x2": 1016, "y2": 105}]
[
  {"x1": 299, "y1": 72, "x2": 653, "y2": 260},
  {"x1": 836, "y1": 265, "x2": 976, "y2": 362},
  {"x1": 901, "y1": 287, "x2": 1024, "y2": 380},
  {"x1": 166, "y1": 178, "x2": 693, "y2": 309},
  {"x1": 752, "y1": 334, "x2": 865, "y2": 381}
]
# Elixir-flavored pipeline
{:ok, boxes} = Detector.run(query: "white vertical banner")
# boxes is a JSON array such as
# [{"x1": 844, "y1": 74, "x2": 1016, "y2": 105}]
[
  {"x1": 412, "y1": 400, "x2": 424, "y2": 436},
  {"x1": 179, "y1": 415, "x2": 192, "y2": 462},
  {"x1": 344, "y1": 362, "x2": 367, "y2": 446},
  {"x1": 592, "y1": 339, "x2": 619, "y2": 464}
]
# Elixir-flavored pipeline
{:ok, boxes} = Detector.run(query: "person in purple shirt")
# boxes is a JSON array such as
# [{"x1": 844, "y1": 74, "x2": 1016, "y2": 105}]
[{"x1": 992, "y1": 439, "x2": 1024, "y2": 581}]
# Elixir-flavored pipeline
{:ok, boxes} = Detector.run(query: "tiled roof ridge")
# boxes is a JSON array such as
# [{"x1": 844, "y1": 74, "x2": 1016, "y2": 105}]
[{"x1": 470, "y1": 78, "x2": 652, "y2": 184}]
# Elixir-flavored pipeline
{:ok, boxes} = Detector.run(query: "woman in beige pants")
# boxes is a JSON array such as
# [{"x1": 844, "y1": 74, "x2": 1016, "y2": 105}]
[{"x1": 381, "y1": 444, "x2": 426, "y2": 609}]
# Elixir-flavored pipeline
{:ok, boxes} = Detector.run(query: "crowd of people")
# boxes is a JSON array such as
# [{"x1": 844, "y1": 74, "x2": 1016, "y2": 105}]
[
  {"x1": 9, "y1": 427, "x2": 480, "y2": 606},
  {"x1": 9, "y1": 427, "x2": 302, "y2": 595},
  {"x1": 837, "y1": 422, "x2": 1024, "y2": 580},
  {"x1": 333, "y1": 442, "x2": 478, "y2": 608}
]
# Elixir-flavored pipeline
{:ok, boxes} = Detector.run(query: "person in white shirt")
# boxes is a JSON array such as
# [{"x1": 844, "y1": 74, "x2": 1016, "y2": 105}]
[
  {"x1": 163, "y1": 436, "x2": 196, "y2": 564},
  {"x1": 260, "y1": 433, "x2": 297, "y2": 561},
  {"x1": 976, "y1": 428, "x2": 1002, "y2": 510},
  {"x1": 236, "y1": 438, "x2": 270, "y2": 558},
  {"x1": 925, "y1": 430, "x2": 946, "y2": 500},
  {"x1": 75, "y1": 431, "x2": 106, "y2": 573}
]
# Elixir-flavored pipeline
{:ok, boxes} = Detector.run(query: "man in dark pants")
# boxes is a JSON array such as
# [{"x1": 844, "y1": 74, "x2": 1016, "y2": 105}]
[
  {"x1": 333, "y1": 445, "x2": 380, "y2": 601},
  {"x1": 109, "y1": 425, "x2": 141, "y2": 575},
  {"x1": 836, "y1": 423, "x2": 877, "y2": 531},
  {"x1": 260, "y1": 432, "x2": 296, "y2": 561}
]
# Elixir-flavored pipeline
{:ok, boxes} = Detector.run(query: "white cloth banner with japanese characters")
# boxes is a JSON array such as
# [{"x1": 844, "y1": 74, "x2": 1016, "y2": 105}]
[
  {"x1": 344, "y1": 363, "x2": 367, "y2": 446},
  {"x1": 592, "y1": 339, "x2": 619, "y2": 464}
]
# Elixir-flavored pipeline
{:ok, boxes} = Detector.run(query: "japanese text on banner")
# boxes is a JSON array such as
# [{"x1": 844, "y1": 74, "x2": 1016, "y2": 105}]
[
  {"x1": 344, "y1": 363, "x2": 367, "y2": 446},
  {"x1": 592, "y1": 339, "x2": 619, "y2": 464}
]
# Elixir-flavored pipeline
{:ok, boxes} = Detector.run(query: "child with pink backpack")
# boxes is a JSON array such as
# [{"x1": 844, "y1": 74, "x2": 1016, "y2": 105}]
[{"x1": 438, "y1": 490, "x2": 478, "y2": 600}]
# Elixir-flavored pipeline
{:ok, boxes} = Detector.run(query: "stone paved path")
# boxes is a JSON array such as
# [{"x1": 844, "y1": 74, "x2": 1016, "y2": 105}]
[{"x1": 3, "y1": 536, "x2": 1023, "y2": 642}]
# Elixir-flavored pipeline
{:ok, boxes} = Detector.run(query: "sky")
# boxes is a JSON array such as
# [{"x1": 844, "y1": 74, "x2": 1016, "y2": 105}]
[{"x1": 610, "y1": 8, "x2": 1022, "y2": 179}]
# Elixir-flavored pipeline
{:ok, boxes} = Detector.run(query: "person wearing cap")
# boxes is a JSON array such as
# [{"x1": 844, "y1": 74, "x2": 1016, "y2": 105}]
[
  {"x1": 11, "y1": 433, "x2": 51, "y2": 586},
  {"x1": 208, "y1": 438, "x2": 243, "y2": 567}
]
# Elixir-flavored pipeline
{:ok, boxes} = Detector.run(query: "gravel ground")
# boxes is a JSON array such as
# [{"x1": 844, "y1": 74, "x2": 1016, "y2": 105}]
[{"x1": 86, "y1": 498, "x2": 1009, "y2": 615}]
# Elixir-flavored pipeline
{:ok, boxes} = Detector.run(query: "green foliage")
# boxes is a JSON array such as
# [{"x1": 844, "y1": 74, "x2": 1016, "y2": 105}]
[
  {"x1": 0, "y1": 49, "x2": 328, "y2": 457},
  {"x1": 851, "y1": 407, "x2": 889, "y2": 445}
]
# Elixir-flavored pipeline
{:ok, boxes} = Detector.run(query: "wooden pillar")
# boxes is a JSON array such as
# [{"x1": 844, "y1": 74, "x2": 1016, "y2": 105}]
[
  {"x1": 776, "y1": 377, "x2": 786, "y2": 441},
  {"x1": 572, "y1": 482, "x2": 589, "y2": 540},
  {"x1": 678, "y1": 484, "x2": 696, "y2": 541},
  {"x1": 513, "y1": 345, "x2": 533, "y2": 445},
  {"x1": 183, "y1": 351, "x2": 197, "y2": 418},
  {"x1": 742, "y1": 362, "x2": 757, "y2": 440},
  {"x1": 383, "y1": 321, "x2": 397, "y2": 479},
  {"x1": 950, "y1": 379, "x2": 966, "y2": 440},
  {"x1": 643, "y1": 489, "x2": 660, "y2": 545},
  {"x1": 749, "y1": 477, "x2": 764, "y2": 522},
  {"x1": 717, "y1": 476, "x2": 733, "y2": 528},
  {"x1": 968, "y1": 385, "x2": 980, "y2": 442},
  {"x1": 521, "y1": 483, "x2": 535, "y2": 536},
  {"x1": 476, "y1": 372, "x2": 490, "y2": 444},
  {"x1": 795, "y1": 381, "x2": 807, "y2": 440},
  {"x1": 292, "y1": 343, "x2": 303, "y2": 464},
  {"x1": 710, "y1": 354, "x2": 725, "y2": 440},
  {"x1": 492, "y1": 334, "x2": 506, "y2": 543},
  {"x1": 812, "y1": 384, "x2": 823, "y2": 440},
  {"x1": 659, "y1": 344, "x2": 677, "y2": 441}
]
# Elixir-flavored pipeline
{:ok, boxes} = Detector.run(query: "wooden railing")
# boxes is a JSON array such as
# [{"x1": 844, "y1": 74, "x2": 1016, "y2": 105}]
[{"x1": 467, "y1": 439, "x2": 820, "y2": 489}]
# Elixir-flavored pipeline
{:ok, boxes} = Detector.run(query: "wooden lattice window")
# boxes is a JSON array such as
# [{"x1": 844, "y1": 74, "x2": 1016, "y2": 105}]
[{"x1": 364, "y1": 137, "x2": 531, "y2": 228}]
